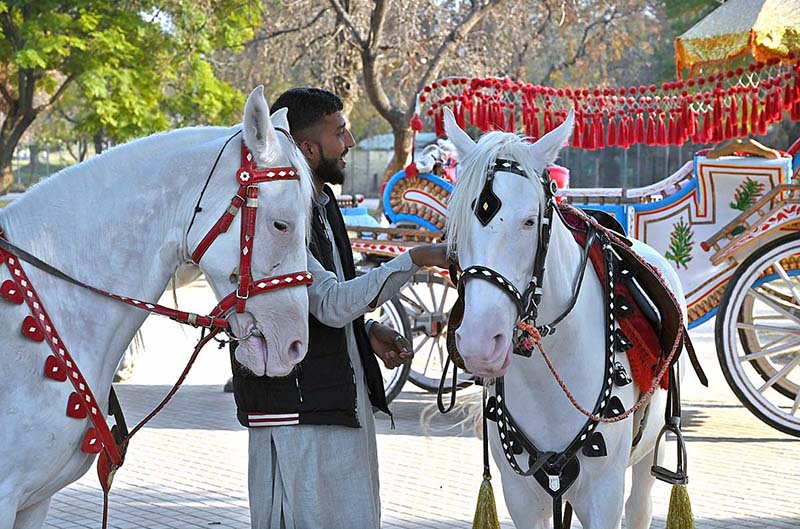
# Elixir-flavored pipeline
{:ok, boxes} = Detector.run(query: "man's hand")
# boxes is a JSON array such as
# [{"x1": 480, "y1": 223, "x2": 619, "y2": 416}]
[
  {"x1": 369, "y1": 322, "x2": 413, "y2": 369},
  {"x1": 409, "y1": 243, "x2": 453, "y2": 269}
]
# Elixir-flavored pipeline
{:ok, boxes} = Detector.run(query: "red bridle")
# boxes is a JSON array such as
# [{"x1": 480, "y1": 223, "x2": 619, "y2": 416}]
[
  {"x1": 0, "y1": 134, "x2": 313, "y2": 527},
  {"x1": 191, "y1": 140, "x2": 313, "y2": 315}
]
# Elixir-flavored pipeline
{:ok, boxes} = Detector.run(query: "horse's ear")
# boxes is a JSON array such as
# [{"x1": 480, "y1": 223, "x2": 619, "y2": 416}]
[
  {"x1": 443, "y1": 106, "x2": 476, "y2": 158},
  {"x1": 526, "y1": 107, "x2": 574, "y2": 169},
  {"x1": 270, "y1": 107, "x2": 290, "y2": 132},
  {"x1": 243, "y1": 85, "x2": 281, "y2": 165}
]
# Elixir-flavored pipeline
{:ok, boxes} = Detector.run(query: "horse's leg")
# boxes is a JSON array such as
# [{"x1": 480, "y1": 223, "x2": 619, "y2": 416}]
[
  {"x1": 571, "y1": 469, "x2": 625, "y2": 529},
  {"x1": 625, "y1": 442, "x2": 663, "y2": 529},
  {"x1": 11, "y1": 498, "x2": 50, "y2": 529},
  {"x1": 500, "y1": 476, "x2": 550, "y2": 529}
]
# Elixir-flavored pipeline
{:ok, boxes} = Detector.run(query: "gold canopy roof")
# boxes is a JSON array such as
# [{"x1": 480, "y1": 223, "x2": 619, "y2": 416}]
[{"x1": 675, "y1": 0, "x2": 800, "y2": 78}]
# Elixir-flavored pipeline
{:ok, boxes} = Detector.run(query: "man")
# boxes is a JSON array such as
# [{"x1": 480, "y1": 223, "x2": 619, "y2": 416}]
[{"x1": 228, "y1": 87, "x2": 451, "y2": 529}]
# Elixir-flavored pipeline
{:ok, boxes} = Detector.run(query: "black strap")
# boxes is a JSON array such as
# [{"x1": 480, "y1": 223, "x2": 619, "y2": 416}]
[
  {"x1": 437, "y1": 354, "x2": 458, "y2": 413},
  {"x1": 186, "y1": 130, "x2": 242, "y2": 239}
]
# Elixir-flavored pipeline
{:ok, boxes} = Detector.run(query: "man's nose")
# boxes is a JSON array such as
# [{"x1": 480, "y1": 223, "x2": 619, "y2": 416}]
[{"x1": 344, "y1": 129, "x2": 356, "y2": 148}]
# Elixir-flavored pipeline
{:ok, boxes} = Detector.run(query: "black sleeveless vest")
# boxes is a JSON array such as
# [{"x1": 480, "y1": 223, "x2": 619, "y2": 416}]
[{"x1": 230, "y1": 185, "x2": 389, "y2": 428}]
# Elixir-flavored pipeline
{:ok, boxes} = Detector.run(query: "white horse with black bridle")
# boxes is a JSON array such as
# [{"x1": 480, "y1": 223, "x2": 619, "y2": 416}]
[
  {"x1": 443, "y1": 107, "x2": 695, "y2": 529},
  {"x1": 0, "y1": 86, "x2": 314, "y2": 529}
]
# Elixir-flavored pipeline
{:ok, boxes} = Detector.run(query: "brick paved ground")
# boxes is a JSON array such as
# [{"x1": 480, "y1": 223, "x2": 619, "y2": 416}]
[{"x1": 43, "y1": 283, "x2": 800, "y2": 528}]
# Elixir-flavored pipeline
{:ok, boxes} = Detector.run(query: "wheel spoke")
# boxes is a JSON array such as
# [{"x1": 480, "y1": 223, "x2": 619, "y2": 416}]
[
  {"x1": 437, "y1": 283, "x2": 451, "y2": 313},
  {"x1": 736, "y1": 321, "x2": 800, "y2": 335},
  {"x1": 408, "y1": 285, "x2": 430, "y2": 312},
  {"x1": 748, "y1": 288, "x2": 800, "y2": 325},
  {"x1": 792, "y1": 390, "x2": 800, "y2": 416},
  {"x1": 740, "y1": 336, "x2": 800, "y2": 361},
  {"x1": 757, "y1": 355, "x2": 800, "y2": 393},
  {"x1": 772, "y1": 260, "x2": 800, "y2": 307},
  {"x1": 397, "y1": 292, "x2": 425, "y2": 315}
]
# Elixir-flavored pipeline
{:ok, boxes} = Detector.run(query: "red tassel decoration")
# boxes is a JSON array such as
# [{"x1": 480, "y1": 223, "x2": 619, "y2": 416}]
[
  {"x1": 532, "y1": 112, "x2": 540, "y2": 139},
  {"x1": 758, "y1": 108, "x2": 768, "y2": 135},
  {"x1": 645, "y1": 115, "x2": 656, "y2": 146},
  {"x1": 584, "y1": 120, "x2": 595, "y2": 149},
  {"x1": 724, "y1": 118, "x2": 733, "y2": 140},
  {"x1": 595, "y1": 117, "x2": 605, "y2": 149},
  {"x1": 751, "y1": 94, "x2": 760, "y2": 132},
  {"x1": 626, "y1": 116, "x2": 635, "y2": 147},
  {"x1": 544, "y1": 110, "x2": 553, "y2": 134},
  {"x1": 572, "y1": 116, "x2": 583, "y2": 148},
  {"x1": 635, "y1": 115, "x2": 645, "y2": 144},
  {"x1": 657, "y1": 116, "x2": 667, "y2": 145},
  {"x1": 702, "y1": 113, "x2": 712, "y2": 143},
  {"x1": 410, "y1": 114, "x2": 424, "y2": 132},
  {"x1": 741, "y1": 95, "x2": 749, "y2": 135},
  {"x1": 607, "y1": 118, "x2": 617, "y2": 147},
  {"x1": 434, "y1": 109, "x2": 444, "y2": 137},
  {"x1": 664, "y1": 116, "x2": 681, "y2": 145},
  {"x1": 508, "y1": 108, "x2": 516, "y2": 133}
]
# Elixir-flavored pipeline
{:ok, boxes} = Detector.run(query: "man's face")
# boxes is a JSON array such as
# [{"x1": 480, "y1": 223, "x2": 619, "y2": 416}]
[{"x1": 301, "y1": 111, "x2": 356, "y2": 186}]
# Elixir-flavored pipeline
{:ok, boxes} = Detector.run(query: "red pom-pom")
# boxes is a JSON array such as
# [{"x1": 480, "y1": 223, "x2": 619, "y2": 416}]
[
  {"x1": 410, "y1": 115, "x2": 424, "y2": 132},
  {"x1": 404, "y1": 162, "x2": 419, "y2": 179}
]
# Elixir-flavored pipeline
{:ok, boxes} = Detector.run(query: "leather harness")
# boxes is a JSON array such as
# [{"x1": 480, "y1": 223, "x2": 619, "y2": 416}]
[{"x1": 442, "y1": 156, "x2": 707, "y2": 529}]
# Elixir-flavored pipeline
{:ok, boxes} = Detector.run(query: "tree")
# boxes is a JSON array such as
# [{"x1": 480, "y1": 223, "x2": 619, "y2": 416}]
[
  {"x1": 234, "y1": 1, "x2": 663, "y2": 182},
  {"x1": 0, "y1": 0, "x2": 261, "y2": 192}
]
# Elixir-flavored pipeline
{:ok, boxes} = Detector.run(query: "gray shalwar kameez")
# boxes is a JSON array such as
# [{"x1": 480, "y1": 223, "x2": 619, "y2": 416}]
[{"x1": 248, "y1": 192, "x2": 418, "y2": 529}]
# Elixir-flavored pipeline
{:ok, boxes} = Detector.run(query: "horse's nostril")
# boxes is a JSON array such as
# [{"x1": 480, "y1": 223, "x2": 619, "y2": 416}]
[{"x1": 287, "y1": 340, "x2": 305, "y2": 362}]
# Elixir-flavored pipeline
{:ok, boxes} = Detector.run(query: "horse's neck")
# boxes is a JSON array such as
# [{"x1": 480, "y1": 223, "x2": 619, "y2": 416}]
[
  {"x1": 504, "y1": 214, "x2": 607, "y2": 450},
  {"x1": 0, "y1": 127, "x2": 232, "y2": 386}
]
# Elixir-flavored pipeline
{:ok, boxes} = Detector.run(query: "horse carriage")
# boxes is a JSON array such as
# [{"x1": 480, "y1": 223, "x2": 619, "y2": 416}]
[{"x1": 345, "y1": 72, "x2": 800, "y2": 439}]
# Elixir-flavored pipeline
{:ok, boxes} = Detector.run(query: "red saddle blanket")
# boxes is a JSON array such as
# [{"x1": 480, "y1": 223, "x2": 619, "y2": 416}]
[{"x1": 566, "y1": 214, "x2": 669, "y2": 392}]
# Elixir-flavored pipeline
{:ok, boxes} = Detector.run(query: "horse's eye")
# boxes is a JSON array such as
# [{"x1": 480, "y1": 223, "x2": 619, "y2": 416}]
[
  {"x1": 273, "y1": 221, "x2": 289, "y2": 232},
  {"x1": 524, "y1": 218, "x2": 536, "y2": 227}
]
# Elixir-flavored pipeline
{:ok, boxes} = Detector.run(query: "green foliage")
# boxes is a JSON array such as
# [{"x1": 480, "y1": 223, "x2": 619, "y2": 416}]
[
  {"x1": 665, "y1": 218, "x2": 694, "y2": 269},
  {"x1": 1, "y1": 0, "x2": 261, "y2": 154},
  {"x1": 730, "y1": 177, "x2": 765, "y2": 211}
]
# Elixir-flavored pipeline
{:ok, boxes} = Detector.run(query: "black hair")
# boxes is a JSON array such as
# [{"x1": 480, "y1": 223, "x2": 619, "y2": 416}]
[{"x1": 271, "y1": 88, "x2": 343, "y2": 141}]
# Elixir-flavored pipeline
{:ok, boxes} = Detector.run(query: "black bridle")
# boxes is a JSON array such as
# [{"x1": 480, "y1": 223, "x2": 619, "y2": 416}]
[{"x1": 456, "y1": 158, "x2": 592, "y2": 352}]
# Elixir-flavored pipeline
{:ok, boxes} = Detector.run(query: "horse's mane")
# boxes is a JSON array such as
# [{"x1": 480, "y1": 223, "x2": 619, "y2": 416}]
[
  {"x1": 8, "y1": 125, "x2": 315, "y2": 234},
  {"x1": 446, "y1": 131, "x2": 545, "y2": 255}
]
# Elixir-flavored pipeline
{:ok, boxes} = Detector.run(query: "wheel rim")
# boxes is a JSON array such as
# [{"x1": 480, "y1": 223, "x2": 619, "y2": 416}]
[
  {"x1": 399, "y1": 271, "x2": 473, "y2": 389},
  {"x1": 721, "y1": 238, "x2": 800, "y2": 431},
  {"x1": 367, "y1": 297, "x2": 408, "y2": 395}
]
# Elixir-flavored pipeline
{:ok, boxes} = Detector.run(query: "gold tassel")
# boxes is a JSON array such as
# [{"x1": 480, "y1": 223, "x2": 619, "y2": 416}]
[
  {"x1": 472, "y1": 474, "x2": 501, "y2": 529},
  {"x1": 666, "y1": 484, "x2": 694, "y2": 529}
]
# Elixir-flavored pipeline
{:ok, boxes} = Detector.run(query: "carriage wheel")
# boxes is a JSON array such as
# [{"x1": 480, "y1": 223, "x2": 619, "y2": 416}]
[
  {"x1": 366, "y1": 295, "x2": 412, "y2": 404},
  {"x1": 398, "y1": 271, "x2": 474, "y2": 392},
  {"x1": 716, "y1": 232, "x2": 800, "y2": 437}
]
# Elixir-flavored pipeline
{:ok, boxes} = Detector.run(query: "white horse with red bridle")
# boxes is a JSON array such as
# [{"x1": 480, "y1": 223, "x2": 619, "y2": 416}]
[
  {"x1": 443, "y1": 107, "x2": 693, "y2": 529},
  {"x1": 0, "y1": 86, "x2": 314, "y2": 529}
]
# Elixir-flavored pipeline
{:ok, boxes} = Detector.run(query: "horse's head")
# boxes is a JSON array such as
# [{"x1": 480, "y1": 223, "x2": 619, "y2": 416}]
[
  {"x1": 192, "y1": 86, "x2": 314, "y2": 377},
  {"x1": 444, "y1": 107, "x2": 574, "y2": 378}
]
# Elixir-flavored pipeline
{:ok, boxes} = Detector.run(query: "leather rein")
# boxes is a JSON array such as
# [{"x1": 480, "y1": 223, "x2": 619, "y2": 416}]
[{"x1": 0, "y1": 129, "x2": 312, "y2": 527}]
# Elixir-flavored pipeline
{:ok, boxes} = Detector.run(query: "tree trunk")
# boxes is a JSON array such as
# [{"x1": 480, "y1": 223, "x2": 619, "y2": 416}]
[
  {"x1": 0, "y1": 164, "x2": 13, "y2": 194},
  {"x1": 93, "y1": 129, "x2": 106, "y2": 155},
  {"x1": 29, "y1": 144, "x2": 40, "y2": 172},
  {"x1": 384, "y1": 125, "x2": 413, "y2": 181}
]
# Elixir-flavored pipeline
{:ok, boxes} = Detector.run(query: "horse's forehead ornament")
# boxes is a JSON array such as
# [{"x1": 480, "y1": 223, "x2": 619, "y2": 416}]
[{"x1": 473, "y1": 157, "x2": 555, "y2": 226}]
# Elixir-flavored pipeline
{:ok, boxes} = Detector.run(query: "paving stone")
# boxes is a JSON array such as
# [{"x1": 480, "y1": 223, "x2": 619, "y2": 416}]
[{"x1": 40, "y1": 289, "x2": 798, "y2": 528}]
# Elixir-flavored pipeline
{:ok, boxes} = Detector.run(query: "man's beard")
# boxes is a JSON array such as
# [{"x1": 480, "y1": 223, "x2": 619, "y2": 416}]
[{"x1": 316, "y1": 151, "x2": 346, "y2": 186}]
